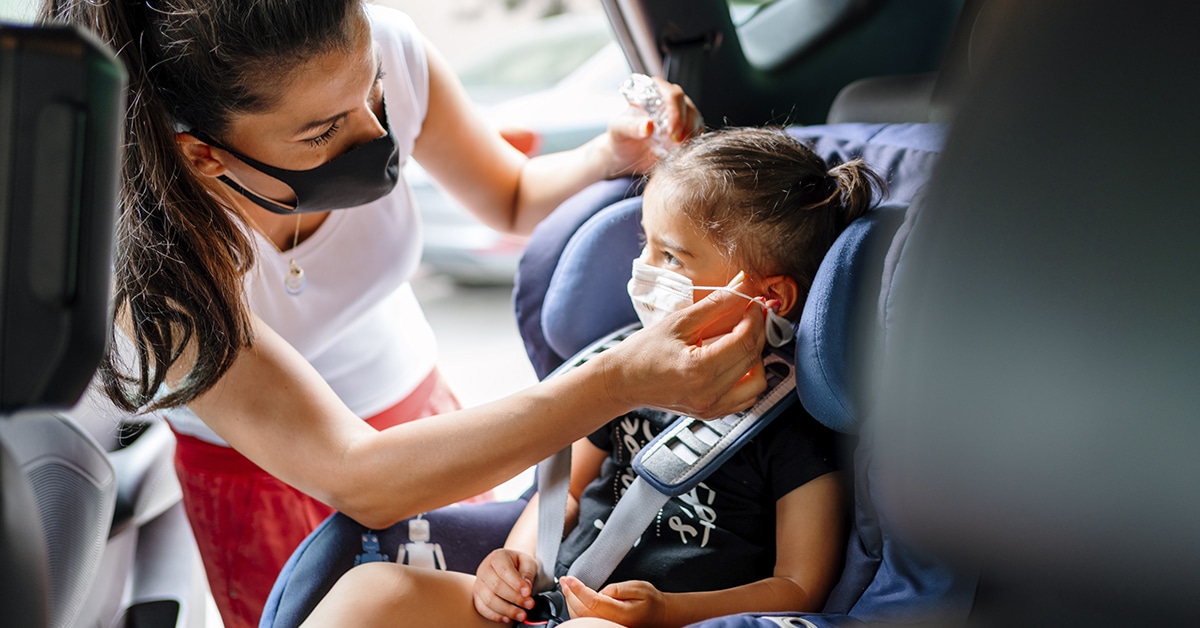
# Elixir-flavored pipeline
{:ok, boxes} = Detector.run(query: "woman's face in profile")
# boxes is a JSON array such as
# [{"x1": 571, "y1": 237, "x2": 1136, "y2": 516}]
[{"x1": 205, "y1": 10, "x2": 387, "y2": 205}]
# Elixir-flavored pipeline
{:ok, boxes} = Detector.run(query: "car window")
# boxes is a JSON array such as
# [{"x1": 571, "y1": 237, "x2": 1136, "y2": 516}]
[
  {"x1": 729, "y1": 0, "x2": 861, "y2": 70},
  {"x1": 453, "y1": 13, "x2": 615, "y2": 104},
  {"x1": 1, "y1": 0, "x2": 37, "y2": 21},
  {"x1": 729, "y1": 0, "x2": 776, "y2": 25}
]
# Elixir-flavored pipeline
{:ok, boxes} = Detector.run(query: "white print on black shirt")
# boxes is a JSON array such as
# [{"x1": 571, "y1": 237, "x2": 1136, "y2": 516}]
[
  {"x1": 598, "y1": 413, "x2": 720, "y2": 549},
  {"x1": 671, "y1": 482, "x2": 717, "y2": 547}
]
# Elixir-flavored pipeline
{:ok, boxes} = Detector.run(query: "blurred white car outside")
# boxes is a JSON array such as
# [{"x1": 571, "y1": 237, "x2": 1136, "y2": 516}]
[{"x1": 413, "y1": 12, "x2": 630, "y2": 284}]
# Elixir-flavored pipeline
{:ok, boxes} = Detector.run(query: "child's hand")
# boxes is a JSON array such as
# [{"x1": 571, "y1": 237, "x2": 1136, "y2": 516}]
[
  {"x1": 473, "y1": 548, "x2": 539, "y2": 623},
  {"x1": 559, "y1": 575, "x2": 667, "y2": 627}
]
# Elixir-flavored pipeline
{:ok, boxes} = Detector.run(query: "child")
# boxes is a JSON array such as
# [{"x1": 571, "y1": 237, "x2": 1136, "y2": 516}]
[{"x1": 301, "y1": 127, "x2": 886, "y2": 628}]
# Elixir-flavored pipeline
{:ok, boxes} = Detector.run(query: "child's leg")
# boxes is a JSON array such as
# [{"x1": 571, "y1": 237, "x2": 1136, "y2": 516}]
[{"x1": 301, "y1": 562, "x2": 502, "y2": 627}]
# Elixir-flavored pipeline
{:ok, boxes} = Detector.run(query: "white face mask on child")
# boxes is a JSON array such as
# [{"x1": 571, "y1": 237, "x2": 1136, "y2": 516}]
[{"x1": 627, "y1": 258, "x2": 796, "y2": 348}]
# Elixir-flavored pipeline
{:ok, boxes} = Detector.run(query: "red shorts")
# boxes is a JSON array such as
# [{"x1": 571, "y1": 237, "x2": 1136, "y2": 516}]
[{"x1": 172, "y1": 369, "x2": 479, "y2": 628}]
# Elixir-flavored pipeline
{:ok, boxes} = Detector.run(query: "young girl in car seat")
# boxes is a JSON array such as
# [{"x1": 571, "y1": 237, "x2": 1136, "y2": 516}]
[{"x1": 302, "y1": 127, "x2": 886, "y2": 628}]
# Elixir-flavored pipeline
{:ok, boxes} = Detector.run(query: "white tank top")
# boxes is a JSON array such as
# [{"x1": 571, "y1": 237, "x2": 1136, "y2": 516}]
[{"x1": 166, "y1": 6, "x2": 438, "y2": 445}]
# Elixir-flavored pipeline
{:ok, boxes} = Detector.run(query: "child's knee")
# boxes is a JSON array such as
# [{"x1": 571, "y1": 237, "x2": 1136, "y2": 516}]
[
  {"x1": 303, "y1": 563, "x2": 413, "y2": 626},
  {"x1": 348, "y1": 561, "x2": 417, "y2": 595}
]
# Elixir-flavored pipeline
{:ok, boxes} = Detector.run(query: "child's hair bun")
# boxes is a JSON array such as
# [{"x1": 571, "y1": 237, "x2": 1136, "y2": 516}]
[{"x1": 828, "y1": 158, "x2": 887, "y2": 227}]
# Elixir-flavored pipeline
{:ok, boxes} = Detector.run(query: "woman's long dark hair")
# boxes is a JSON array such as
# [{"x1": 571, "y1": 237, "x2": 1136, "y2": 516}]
[
  {"x1": 650, "y1": 127, "x2": 887, "y2": 308},
  {"x1": 40, "y1": 0, "x2": 361, "y2": 411}
]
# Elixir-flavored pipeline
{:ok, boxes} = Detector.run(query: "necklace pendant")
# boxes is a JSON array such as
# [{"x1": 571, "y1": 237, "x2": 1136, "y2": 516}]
[{"x1": 285, "y1": 260, "x2": 306, "y2": 295}]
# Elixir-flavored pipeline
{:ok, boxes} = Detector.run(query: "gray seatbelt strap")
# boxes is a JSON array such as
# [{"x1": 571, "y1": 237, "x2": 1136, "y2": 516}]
[
  {"x1": 533, "y1": 448, "x2": 571, "y2": 592},
  {"x1": 565, "y1": 477, "x2": 669, "y2": 589},
  {"x1": 532, "y1": 324, "x2": 642, "y2": 592}
]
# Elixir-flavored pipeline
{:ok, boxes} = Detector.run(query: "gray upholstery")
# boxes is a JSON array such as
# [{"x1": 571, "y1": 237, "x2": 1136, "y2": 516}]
[
  {"x1": 0, "y1": 439, "x2": 49, "y2": 627},
  {"x1": 826, "y1": 73, "x2": 936, "y2": 124},
  {"x1": 873, "y1": 0, "x2": 1200, "y2": 624},
  {"x1": 0, "y1": 413, "x2": 115, "y2": 628}
]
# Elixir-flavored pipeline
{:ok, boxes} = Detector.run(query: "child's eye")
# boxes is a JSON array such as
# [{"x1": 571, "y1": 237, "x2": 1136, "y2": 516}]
[
  {"x1": 662, "y1": 250, "x2": 682, "y2": 267},
  {"x1": 306, "y1": 121, "x2": 341, "y2": 148}
]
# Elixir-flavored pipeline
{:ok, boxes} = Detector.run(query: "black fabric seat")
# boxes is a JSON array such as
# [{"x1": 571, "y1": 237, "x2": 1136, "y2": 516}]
[{"x1": 825, "y1": 0, "x2": 1003, "y2": 124}]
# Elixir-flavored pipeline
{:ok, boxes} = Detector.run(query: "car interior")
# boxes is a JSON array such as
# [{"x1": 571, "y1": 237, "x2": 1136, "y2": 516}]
[
  {"x1": 0, "y1": 20, "x2": 208, "y2": 628},
  {"x1": 4, "y1": 0, "x2": 1198, "y2": 627}
]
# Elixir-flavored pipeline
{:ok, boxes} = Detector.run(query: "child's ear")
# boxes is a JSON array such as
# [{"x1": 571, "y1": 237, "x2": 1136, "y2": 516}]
[
  {"x1": 176, "y1": 132, "x2": 229, "y2": 178},
  {"x1": 760, "y1": 275, "x2": 801, "y2": 318}
]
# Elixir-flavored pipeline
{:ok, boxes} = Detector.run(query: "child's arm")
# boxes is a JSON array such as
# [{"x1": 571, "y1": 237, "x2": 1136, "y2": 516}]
[
  {"x1": 474, "y1": 437, "x2": 610, "y2": 622},
  {"x1": 559, "y1": 471, "x2": 846, "y2": 628},
  {"x1": 503, "y1": 437, "x2": 609, "y2": 554}
]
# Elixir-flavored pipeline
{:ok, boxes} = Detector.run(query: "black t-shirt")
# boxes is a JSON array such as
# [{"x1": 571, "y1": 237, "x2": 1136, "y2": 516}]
[{"x1": 554, "y1": 403, "x2": 838, "y2": 592}]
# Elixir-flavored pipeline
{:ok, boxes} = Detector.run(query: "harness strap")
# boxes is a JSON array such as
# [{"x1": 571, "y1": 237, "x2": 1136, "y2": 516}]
[
  {"x1": 534, "y1": 448, "x2": 572, "y2": 591},
  {"x1": 532, "y1": 324, "x2": 642, "y2": 592},
  {"x1": 566, "y1": 478, "x2": 670, "y2": 589}
]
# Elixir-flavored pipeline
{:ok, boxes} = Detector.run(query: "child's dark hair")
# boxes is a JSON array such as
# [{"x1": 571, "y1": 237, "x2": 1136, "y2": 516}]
[
  {"x1": 649, "y1": 127, "x2": 886, "y2": 304},
  {"x1": 40, "y1": 0, "x2": 363, "y2": 411}
]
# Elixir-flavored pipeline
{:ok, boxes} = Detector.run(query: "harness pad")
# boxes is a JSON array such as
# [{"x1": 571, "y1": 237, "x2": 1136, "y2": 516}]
[{"x1": 632, "y1": 353, "x2": 797, "y2": 496}]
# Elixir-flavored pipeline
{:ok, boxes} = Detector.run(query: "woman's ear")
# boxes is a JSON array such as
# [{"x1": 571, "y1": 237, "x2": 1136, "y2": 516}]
[
  {"x1": 759, "y1": 274, "x2": 801, "y2": 318},
  {"x1": 176, "y1": 133, "x2": 228, "y2": 178}
]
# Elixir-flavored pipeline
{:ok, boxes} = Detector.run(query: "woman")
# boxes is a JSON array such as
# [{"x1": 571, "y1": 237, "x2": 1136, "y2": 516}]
[{"x1": 44, "y1": 1, "x2": 767, "y2": 626}]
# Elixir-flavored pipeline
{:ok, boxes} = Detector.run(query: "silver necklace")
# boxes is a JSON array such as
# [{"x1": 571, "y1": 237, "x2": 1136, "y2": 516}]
[{"x1": 284, "y1": 214, "x2": 306, "y2": 296}]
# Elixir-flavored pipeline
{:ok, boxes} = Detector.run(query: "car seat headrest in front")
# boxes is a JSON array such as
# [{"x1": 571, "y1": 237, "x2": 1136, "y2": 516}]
[
  {"x1": 827, "y1": 73, "x2": 938, "y2": 125},
  {"x1": 0, "y1": 23, "x2": 123, "y2": 413},
  {"x1": 872, "y1": 0, "x2": 1200, "y2": 622}
]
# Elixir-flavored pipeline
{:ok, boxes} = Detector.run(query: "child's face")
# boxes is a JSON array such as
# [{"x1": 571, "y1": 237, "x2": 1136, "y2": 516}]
[{"x1": 639, "y1": 180, "x2": 740, "y2": 302}]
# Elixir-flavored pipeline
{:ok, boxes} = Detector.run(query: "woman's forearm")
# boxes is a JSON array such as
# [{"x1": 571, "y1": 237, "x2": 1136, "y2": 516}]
[
  {"x1": 196, "y1": 319, "x2": 632, "y2": 528},
  {"x1": 507, "y1": 135, "x2": 615, "y2": 235},
  {"x1": 192, "y1": 291, "x2": 764, "y2": 529},
  {"x1": 338, "y1": 361, "x2": 631, "y2": 526}
]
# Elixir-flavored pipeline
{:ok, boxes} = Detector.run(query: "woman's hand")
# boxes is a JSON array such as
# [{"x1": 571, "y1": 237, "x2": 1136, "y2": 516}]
[
  {"x1": 601, "y1": 77, "x2": 703, "y2": 177},
  {"x1": 597, "y1": 288, "x2": 767, "y2": 419},
  {"x1": 473, "y1": 548, "x2": 540, "y2": 623},
  {"x1": 560, "y1": 576, "x2": 668, "y2": 627}
]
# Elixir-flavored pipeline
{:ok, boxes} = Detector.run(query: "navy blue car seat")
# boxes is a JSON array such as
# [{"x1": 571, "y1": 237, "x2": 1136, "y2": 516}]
[
  {"x1": 260, "y1": 122, "x2": 961, "y2": 627},
  {"x1": 515, "y1": 123, "x2": 979, "y2": 628}
]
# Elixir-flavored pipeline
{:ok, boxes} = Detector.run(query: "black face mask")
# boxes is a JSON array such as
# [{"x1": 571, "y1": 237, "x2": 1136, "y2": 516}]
[{"x1": 193, "y1": 117, "x2": 400, "y2": 215}]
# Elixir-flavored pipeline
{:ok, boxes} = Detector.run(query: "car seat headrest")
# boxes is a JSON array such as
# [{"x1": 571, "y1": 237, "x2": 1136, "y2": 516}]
[
  {"x1": 795, "y1": 203, "x2": 906, "y2": 434},
  {"x1": 825, "y1": 0, "x2": 1010, "y2": 125},
  {"x1": 541, "y1": 197, "x2": 643, "y2": 360}
]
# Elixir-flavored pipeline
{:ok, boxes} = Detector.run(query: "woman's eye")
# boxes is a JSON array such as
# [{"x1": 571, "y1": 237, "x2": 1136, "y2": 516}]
[{"x1": 306, "y1": 121, "x2": 341, "y2": 148}]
